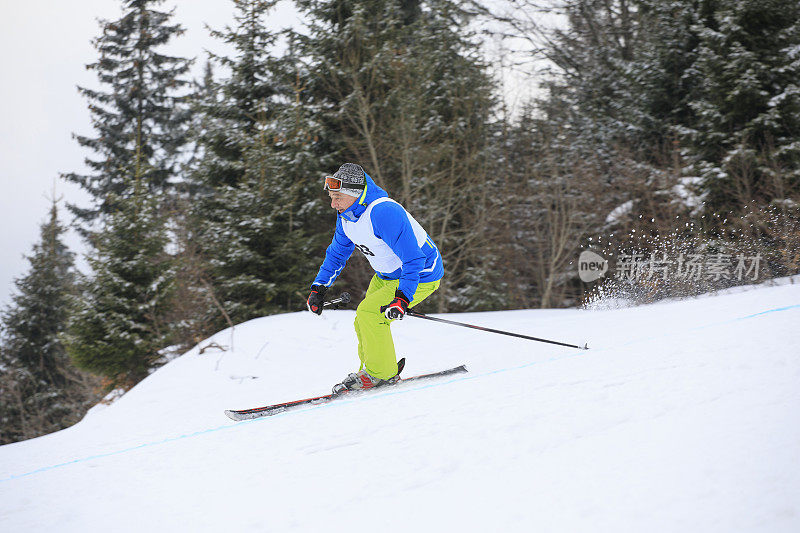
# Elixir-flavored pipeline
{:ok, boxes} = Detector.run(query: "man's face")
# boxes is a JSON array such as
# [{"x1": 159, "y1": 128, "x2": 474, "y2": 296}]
[{"x1": 328, "y1": 191, "x2": 357, "y2": 214}]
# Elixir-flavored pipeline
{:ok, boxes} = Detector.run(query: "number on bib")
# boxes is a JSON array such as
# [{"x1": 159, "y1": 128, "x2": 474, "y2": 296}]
[{"x1": 355, "y1": 244, "x2": 375, "y2": 256}]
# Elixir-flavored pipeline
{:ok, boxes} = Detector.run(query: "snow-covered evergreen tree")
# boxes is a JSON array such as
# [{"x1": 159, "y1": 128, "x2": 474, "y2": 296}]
[
  {"x1": 192, "y1": 0, "x2": 281, "y2": 190},
  {"x1": 686, "y1": 0, "x2": 800, "y2": 212},
  {"x1": 64, "y1": 183, "x2": 175, "y2": 391},
  {"x1": 535, "y1": 0, "x2": 799, "y2": 218},
  {"x1": 0, "y1": 202, "x2": 99, "y2": 444},
  {"x1": 186, "y1": 0, "x2": 329, "y2": 326},
  {"x1": 63, "y1": 0, "x2": 192, "y2": 232}
]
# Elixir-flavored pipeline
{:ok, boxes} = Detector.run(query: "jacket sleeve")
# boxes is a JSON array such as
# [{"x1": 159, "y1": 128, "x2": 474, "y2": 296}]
[
  {"x1": 371, "y1": 202, "x2": 426, "y2": 300},
  {"x1": 312, "y1": 217, "x2": 355, "y2": 288}
]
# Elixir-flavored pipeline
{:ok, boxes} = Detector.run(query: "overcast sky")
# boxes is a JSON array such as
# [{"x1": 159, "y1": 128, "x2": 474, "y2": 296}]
[
  {"x1": 0, "y1": 0, "x2": 304, "y2": 308},
  {"x1": 0, "y1": 0, "x2": 538, "y2": 310}
]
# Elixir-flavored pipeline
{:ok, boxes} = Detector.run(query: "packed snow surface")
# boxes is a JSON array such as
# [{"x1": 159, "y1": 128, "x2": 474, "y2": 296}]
[{"x1": 1, "y1": 280, "x2": 799, "y2": 532}]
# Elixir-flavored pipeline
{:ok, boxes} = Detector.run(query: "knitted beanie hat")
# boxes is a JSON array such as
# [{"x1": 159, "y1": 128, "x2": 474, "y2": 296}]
[{"x1": 332, "y1": 163, "x2": 366, "y2": 198}]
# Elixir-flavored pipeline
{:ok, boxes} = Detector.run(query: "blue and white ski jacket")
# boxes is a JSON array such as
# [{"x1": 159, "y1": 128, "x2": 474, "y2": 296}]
[{"x1": 312, "y1": 173, "x2": 443, "y2": 301}]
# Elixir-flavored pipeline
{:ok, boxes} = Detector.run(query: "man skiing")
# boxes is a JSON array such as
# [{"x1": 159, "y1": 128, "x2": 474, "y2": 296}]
[{"x1": 306, "y1": 163, "x2": 444, "y2": 393}]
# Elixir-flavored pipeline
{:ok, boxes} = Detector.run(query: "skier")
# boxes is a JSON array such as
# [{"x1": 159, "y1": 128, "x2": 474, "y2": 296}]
[{"x1": 306, "y1": 163, "x2": 444, "y2": 393}]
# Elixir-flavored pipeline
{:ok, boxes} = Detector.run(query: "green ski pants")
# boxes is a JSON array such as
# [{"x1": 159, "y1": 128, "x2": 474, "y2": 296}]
[{"x1": 354, "y1": 275, "x2": 441, "y2": 379}]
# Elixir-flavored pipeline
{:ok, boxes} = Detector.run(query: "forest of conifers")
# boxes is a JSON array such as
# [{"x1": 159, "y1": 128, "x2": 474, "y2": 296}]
[{"x1": 1, "y1": 0, "x2": 798, "y2": 443}]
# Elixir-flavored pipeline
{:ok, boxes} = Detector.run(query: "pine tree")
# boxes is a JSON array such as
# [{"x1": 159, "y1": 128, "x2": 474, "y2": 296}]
[
  {"x1": 523, "y1": 0, "x2": 700, "y2": 167},
  {"x1": 0, "y1": 202, "x2": 99, "y2": 444},
  {"x1": 505, "y1": 2, "x2": 707, "y2": 221},
  {"x1": 686, "y1": 0, "x2": 800, "y2": 213},
  {"x1": 62, "y1": 0, "x2": 191, "y2": 232},
  {"x1": 193, "y1": 0, "x2": 280, "y2": 190},
  {"x1": 63, "y1": 185, "x2": 175, "y2": 391},
  {"x1": 189, "y1": 0, "x2": 283, "y2": 324},
  {"x1": 186, "y1": 0, "x2": 330, "y2": 326}
]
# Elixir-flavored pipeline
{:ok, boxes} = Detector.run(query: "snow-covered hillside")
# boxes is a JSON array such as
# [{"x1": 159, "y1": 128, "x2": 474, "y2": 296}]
[{"x1": 1, "y1": 280, "x2": 799, "y2": 532}]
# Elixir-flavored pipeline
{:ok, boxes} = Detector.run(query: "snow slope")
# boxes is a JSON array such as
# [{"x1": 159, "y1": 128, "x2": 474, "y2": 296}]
[{"x1": 1, "y1": 280, "x2": 799, "y2": 532}]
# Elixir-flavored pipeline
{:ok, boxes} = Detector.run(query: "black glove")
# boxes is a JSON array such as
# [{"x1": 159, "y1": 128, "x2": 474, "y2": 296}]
[
  {"x1": 380, "y1": 290, "x2": 410, "y2": 320},
  {"x1": 306, "y1": 285, "x2": 327, "y2": 315}
]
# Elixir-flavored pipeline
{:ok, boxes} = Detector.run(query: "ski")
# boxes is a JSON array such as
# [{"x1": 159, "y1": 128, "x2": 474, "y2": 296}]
[{"x1": 224, "y1": 363, "x2": 468, "y2": 421}]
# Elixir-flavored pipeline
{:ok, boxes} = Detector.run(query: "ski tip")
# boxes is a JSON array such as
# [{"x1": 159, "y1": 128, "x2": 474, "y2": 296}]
[{"x1": 583, "y1": 343, "x2": 589, "y2": 350}]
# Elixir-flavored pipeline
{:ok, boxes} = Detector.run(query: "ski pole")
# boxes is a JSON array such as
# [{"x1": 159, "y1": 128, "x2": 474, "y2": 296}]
[
  {"x1": 323, "y1": 292, "x2": 351, "y2": 308},
  {"x1": 406, "y1": 309, "x2": 589, "y2": 350}
]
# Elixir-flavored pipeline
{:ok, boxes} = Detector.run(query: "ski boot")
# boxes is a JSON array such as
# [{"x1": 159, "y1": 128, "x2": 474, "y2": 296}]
[{"x1": 332, "y1": 358, "x2": 405, "y2": 394}]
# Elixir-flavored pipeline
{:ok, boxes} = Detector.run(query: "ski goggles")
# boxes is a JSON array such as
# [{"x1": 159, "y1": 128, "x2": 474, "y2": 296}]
[{"x1": 323, "y1": 175, "x2": 365, "y2": 192}]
